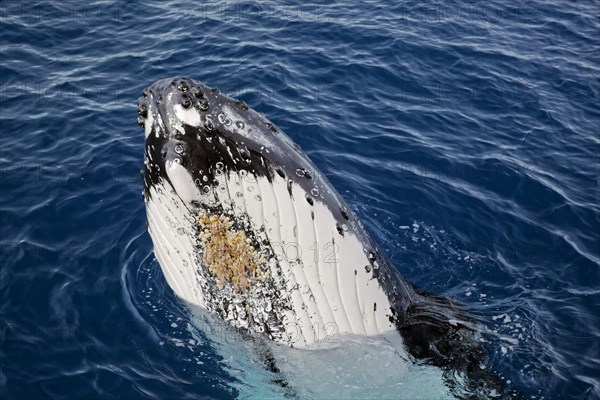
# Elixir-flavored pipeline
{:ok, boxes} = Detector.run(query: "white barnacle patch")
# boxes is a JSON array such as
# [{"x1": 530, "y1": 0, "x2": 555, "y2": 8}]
[
  {"x1": 144, "y1": 107, "x2": 154, "y2": 138},
  {"x1": 148, "y1": 96, "x2": 167, "y2": 139},
  {"x1": 226, "y1": 145, "x2": 237, "y2": 164},
  {"x1": 165, "y1": 160, "x2": 202, "y2": 203},
  {"x1": 222, "y1": 104, "x2": 277, "y2": 149},
  {"x1": 174, "y1": 103, "x2": 201, "y2": 127}
]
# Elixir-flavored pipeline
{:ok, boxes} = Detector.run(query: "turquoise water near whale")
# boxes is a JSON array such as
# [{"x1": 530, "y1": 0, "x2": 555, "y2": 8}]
[{"x1": 1, "y1": 0, "x2": 599, "y2": 398}]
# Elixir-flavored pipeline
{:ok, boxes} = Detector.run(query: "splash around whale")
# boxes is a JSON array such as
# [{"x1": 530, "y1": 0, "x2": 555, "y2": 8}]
[{"x1": 137, "y1": 76, "x2": 515, "y2": 397}]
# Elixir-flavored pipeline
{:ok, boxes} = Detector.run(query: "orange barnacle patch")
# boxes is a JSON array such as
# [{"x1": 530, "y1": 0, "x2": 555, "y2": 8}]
[{"x1": 197, "y1": 211, "x2": 269, "y2": 292}]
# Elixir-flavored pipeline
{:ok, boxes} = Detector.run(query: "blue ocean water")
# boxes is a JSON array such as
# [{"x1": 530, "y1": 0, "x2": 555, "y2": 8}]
[{"x1": 1, "y1": 0, "x2": 599, "y2": 398}]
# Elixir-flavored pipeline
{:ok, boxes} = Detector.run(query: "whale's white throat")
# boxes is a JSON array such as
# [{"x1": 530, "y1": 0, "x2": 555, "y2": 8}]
[{"x1": 145, "y1": 167, "x2": 399, "y2": 347}]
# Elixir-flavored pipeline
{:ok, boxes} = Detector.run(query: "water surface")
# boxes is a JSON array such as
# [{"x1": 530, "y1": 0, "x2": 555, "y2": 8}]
[{"x1": 1, "y1": 1, "x2": 599, "y2": 399}]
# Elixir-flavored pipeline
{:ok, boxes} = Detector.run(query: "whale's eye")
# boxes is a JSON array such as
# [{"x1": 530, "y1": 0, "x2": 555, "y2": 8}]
[
  {"x1": 182, "y1": 97, "x2": 192, "y2": 109},
  {"x1": 174, "y1": 144, "x2": 184, "y2": 154}
]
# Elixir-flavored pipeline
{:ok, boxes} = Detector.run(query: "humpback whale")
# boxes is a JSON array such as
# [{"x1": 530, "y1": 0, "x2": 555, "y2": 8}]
[{"x1": 138, "y1": 77, "x2": 513, "y2": 397}]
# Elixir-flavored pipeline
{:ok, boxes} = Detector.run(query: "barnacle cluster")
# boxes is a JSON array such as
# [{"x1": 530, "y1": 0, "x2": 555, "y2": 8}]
[{"x1": 197, "y1": 211, "x2": 269, "y2": 292}]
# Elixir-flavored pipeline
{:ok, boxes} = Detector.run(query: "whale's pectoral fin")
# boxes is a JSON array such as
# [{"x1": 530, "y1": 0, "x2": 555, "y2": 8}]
[
  {"x1": 399, "y1": 290, "x2": 480, "y2": 367},
  {"x1": 398, "y1": 291, "x2": 522, "y2": 399}
]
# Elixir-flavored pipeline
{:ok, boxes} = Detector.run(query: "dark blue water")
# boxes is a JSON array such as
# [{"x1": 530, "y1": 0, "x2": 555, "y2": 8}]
[{"x1": 1, "y1": 1, "x2": 599, "y2": 398}]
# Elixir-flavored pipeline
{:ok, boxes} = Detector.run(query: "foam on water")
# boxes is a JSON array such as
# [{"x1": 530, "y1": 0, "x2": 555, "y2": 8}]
[{"x1": 185, "y1": 304, "x2": 455, "y2": 399}]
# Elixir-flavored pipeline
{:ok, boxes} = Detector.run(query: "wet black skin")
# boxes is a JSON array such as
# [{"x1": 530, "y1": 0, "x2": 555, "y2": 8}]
[{"x1": 138, "y1": 77, "x2": 521, "y2": 399}]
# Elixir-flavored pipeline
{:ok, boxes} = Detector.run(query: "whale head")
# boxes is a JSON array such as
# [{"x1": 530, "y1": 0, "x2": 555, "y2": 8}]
[{"x1": 138, "y1": 76, "x2": 314, "y2": 209}]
